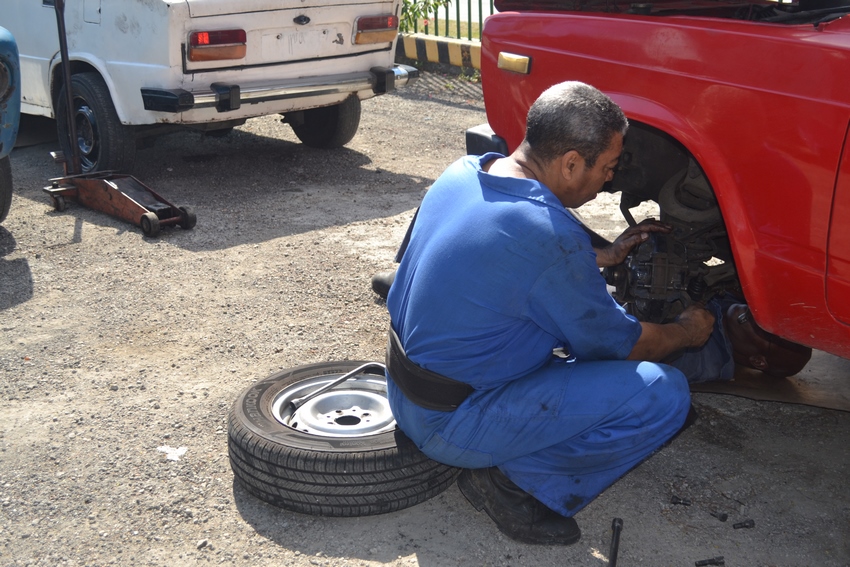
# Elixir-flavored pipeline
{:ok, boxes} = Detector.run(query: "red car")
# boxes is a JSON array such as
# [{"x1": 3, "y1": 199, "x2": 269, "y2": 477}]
[{"x1": 467, "y1": 0, "x2": 850, "y2": 359}]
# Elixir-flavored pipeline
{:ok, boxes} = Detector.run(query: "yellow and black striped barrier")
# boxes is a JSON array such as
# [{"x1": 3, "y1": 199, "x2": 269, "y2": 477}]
[{"x1": 397, "y1": 33, "x2": 481, "y2": 70}]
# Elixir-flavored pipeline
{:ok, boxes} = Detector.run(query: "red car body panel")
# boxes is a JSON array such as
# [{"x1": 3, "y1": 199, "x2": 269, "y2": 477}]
[{"x1": 480, "y1": 8, "x2": 850, "y2": 359}]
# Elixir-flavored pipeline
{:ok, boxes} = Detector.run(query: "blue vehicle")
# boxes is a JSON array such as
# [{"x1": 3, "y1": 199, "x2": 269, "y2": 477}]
[{"x1": 0, "y1": 26, "x2": 20, "y2": 224}]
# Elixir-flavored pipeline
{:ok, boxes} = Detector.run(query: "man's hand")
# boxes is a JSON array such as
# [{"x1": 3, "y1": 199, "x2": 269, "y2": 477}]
[
  {"x1": 628, "y1": 303, "x2": 715, "y2": 361},
  {"x1": 673, "y1": 304, "x2": 716, "y2": 349},
  {"x1": 595, "y1": 219, "x2": 672, "y2": 268}
]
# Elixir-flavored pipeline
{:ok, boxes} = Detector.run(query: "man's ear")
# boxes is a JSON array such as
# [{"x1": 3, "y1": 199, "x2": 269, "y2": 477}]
[
  {"x1": 748, "y1": 354, "x2": 769, "y2": 371},
  {"x1": 560, "y1": 150, "x2": 582, "y2": 180}
]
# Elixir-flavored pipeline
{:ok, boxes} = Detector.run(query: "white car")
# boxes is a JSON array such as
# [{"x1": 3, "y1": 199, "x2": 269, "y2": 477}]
[{"x1": 4, "y1": 0, "x2": 416, "y2": 173}]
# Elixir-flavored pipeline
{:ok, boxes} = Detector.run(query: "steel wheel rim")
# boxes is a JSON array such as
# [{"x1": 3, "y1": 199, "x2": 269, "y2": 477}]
[
  {"x1": 271, "y1": 373, "x2": 396, "y2": 437},
  {"x1": 73, "y1": 102, "x2": 98, "y2": 170}
]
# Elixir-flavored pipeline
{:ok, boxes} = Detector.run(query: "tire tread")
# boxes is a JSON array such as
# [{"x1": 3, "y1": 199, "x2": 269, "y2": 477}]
[
  {"x1": 56, "y1": 72, "x2": 135, "y2": 173},
  {"x1": 290, "y1": 97, "x2": 361, "y2": 149}
]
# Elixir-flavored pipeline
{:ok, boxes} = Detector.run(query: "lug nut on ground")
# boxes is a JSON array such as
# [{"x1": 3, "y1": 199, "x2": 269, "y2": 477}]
[
  {"x1": 733, "y1": 519, "x2": 755, "y2": 529},
  {"x1": 710, "y1": 510, "x2": 728, "y2": 522}
]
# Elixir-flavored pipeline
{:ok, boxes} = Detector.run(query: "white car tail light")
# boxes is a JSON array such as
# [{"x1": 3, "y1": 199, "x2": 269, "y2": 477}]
[
  {"x1": 188, "y1": 29, "x2": 247, "y2": 62},
  {"x1": 355, "y1": 15, "x2": 398, "y2": 44}
]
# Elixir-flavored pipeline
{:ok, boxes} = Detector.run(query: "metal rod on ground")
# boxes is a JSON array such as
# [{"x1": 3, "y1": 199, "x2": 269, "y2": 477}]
[
  {"x1": 53, "y1": 0, "x2": 81, "y2": 175},
  {"x1": 609, "y1": 517, "x2": 623, "y2": 567}
]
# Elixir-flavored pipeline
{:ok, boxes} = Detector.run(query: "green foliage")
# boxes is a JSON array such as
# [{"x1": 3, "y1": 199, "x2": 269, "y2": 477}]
[
  {"x1": 400, "y1": 0, "x2": 452, "y2": 32},
  {"x1": 459, "y1": 68, "x2": 481, "y2": 82}
]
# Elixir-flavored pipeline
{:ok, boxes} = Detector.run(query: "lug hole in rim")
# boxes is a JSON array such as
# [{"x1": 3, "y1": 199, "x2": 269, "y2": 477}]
[{"x1": 335, "y1": 415, "x2": 361, "y2": 426}]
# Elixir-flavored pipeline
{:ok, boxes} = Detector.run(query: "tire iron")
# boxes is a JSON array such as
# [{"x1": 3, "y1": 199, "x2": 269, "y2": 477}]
[
  {"x1": 289, "y1": 362, "x2": 387, "y2": 410},
  {"x1": 608, "y1": 518, "x2": 623, "y2": 567}
]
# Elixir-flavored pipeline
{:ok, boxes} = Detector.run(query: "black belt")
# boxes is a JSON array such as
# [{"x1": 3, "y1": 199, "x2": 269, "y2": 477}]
[{"x1": 386, "y1": 326, "x2": 473, "y2": 412}]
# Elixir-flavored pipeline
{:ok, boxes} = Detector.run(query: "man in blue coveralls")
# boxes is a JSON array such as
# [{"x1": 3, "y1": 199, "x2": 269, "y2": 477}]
[{"x1": 383, "y1": 82, "x2": 717, "y2": 545}]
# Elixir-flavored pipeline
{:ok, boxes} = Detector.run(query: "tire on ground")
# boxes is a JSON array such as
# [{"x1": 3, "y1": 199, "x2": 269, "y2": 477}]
[
  {"x1": 228, "y1": 360, "x2": 460, "y2": 517},
  {"x1": 290, "y1": 96, "x2": 361, "y2": 149},
  {"x1": 56, "y1": 72, "x2": 136, "y2": 173},
  {"x1": 0, "y1": 157, "x2": 12, "y2": 223}
]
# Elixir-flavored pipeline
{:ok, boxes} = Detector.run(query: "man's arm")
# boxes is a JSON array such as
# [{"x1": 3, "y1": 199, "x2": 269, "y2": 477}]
[{"x1": 627, "y1": 304, "x2": 715, "y2": 361}]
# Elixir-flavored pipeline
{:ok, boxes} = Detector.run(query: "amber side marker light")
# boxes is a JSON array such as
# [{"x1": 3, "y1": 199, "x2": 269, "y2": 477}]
[
  {"x1": 188, "y1": 29, "x2": 247, "y2": 62},
  {"x1": 355, "y1": 15, "x2": 399, "y2": 44},
  {"x1": 497, "y1": 52, "x2": 531, "y2": 74}
]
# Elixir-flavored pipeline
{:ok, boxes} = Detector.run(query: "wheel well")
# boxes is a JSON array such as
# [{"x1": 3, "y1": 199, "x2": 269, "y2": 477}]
[
  {"x1": 605, "y1": 120, "x2": 742, "y2": 318},
  {"x1": 612, "y1": 120, "x2": 727, "y2": 232},
  {"x1": 611, "y1": 121, "x2": 694, "y2": 203},
  {"x1": 50, "y1": 60, "x2": 100, "y2": 114}
]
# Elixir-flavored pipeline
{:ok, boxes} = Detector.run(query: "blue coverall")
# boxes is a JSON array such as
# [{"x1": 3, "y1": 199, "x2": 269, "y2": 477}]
[{"x1": 386, "y1": 154, "x2": 692, "y2": 517}]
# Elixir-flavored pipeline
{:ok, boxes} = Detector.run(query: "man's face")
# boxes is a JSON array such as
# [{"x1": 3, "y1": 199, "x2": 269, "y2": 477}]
[{"x1": 570, "y1": 134, "x2": 623, "y2": 208}]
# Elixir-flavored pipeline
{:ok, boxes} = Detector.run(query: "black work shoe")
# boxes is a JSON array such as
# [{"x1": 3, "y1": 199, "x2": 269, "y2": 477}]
[
  {"x1": 457, "y1": 467, "x2": 581, "y2": 545},
  {"x1": 371, "y1": 270, "x2": 396, "y2": 300}
]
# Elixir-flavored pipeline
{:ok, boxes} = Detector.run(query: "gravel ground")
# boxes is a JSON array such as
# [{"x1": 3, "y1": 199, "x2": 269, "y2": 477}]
[{"x1": 1, "y1": 71, "x2": 849, "y2": 567}]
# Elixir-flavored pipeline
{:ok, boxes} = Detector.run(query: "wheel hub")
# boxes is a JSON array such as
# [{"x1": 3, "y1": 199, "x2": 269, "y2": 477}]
[{"x1": 74, "y1": 103, "x2": 98, "y2": 170}]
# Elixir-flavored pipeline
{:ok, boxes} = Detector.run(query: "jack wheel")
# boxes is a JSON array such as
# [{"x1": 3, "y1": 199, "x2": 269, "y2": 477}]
[
  {"x1": 52, "y1": 195, "x2": 67, "y2": 212},
  {"x1": 178, "y1": 206, "x2": 196, "y2": 230},
  {"x1": 140, "y1": 212, "x2": 160, "y2": 237}
]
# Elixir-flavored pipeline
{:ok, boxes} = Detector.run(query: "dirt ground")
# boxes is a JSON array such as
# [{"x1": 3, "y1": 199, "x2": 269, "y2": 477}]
[{"x1": 1, "y1": 72, "x2": 848, "y2": 567}]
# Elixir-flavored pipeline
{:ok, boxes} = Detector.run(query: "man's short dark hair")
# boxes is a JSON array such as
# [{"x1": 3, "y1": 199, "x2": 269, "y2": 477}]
[{"x1": 525, "y1": 81, "x2": 628, "y2": 167}]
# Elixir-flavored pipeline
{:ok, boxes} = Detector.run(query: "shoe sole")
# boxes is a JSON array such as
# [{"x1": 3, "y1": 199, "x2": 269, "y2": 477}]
[{"x1": 456, "y1": 469, "x2": 581, "y2": 546}]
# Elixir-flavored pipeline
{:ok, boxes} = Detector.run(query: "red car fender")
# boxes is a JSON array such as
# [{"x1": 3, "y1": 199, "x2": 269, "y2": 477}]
[{"x1": 606, "y1": 92, "x2": 762, "y2": 307}]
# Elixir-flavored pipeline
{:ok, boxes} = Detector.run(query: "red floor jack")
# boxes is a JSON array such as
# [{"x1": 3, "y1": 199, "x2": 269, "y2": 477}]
[{"x1": 42, "y1": 0, "x2": 196, "y2": 237}]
